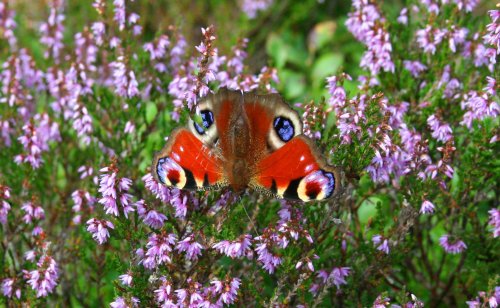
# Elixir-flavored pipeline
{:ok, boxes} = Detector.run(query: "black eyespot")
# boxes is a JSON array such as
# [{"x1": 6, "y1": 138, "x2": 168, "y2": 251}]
[
  {"x1": 273, "y1": 116, "x2": 295, "y2": 142},
  {"x1": 193, "y1": 110, "x2": 214, "y2": 135}
]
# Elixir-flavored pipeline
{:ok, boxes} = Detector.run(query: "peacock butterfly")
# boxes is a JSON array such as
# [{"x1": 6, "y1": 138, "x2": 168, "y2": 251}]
[{"x1": 152, "y1": 88, "x2": 340, "y2": 202}]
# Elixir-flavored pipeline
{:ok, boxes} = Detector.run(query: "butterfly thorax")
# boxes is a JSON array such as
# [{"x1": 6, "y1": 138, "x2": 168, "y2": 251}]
[{"x1": 220, "y1": 103, "x2": 258, "y2": 192}]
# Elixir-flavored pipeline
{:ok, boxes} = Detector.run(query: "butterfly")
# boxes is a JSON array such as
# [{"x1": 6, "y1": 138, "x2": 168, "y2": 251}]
[{"x1": 152, "y1": 88, "x2": 339, "y2": 202}]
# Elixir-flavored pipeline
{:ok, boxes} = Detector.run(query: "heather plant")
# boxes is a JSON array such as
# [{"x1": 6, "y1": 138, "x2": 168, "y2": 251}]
[{"x1": 0, "y1": 0, "x2": 499, "y2": 307}]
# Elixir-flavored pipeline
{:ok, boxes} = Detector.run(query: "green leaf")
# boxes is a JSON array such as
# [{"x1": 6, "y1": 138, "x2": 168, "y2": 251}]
[
  {"x1": 145, "y1": 102, "x2": 158, "y2": 125},
  {"x1": 307, "y1": 21, "x2": 337, "y2": 53},
  {"x1": 279, "y1": 70, "x2": 306, "y2": 99},
  {"x1": 266, "y1": 33, "x2": 289, "y2": 68},
  {"x1": 311, "y1": 52, "x2": 343, "y2": 86}
]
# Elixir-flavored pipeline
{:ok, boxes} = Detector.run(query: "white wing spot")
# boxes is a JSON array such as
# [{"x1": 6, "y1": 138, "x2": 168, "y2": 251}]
[
  {"x1": 305, "y1": 164, "x2": 314, "y2": 172},
  {"x1": 179, "y1": 146, "x2": 185, "y2": 152},
  {"x1": 172, "y1": 152, "x2": 181, "y2": 161},
  {"x1": 300, "y1": 155, "x2": 305, "y2": 161}
]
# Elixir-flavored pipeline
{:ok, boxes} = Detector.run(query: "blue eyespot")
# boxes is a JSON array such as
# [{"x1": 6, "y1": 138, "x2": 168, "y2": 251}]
[
  {"x1": 194, "y1": 110, "x2": 214, "y2": 135},
  {"x1": 273, "y1": 116, "x2": 294, "y2": 142}
]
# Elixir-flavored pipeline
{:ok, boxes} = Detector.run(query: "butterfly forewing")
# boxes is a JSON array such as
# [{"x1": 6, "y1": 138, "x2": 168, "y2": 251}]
[
  {"x1": 152, "y1": 128, "x2": 226, "y2": 190},
  {"x1": 252, "y1": 136, "x2": 339, "y2": 202}
]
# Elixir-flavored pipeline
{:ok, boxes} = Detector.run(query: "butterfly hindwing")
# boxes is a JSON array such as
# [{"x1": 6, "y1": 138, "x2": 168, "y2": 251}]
[
  {"x1": 252, "y1": 135, "x2": 339, "y2": 202},
  {"x1": 152, "y1": 128, "x2": 226, "y2": 190}
]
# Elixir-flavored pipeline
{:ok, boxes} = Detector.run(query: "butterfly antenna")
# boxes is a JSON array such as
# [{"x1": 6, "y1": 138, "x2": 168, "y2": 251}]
[{"x1": 241, "y1": 194, "x2": 260, "y2": 236}]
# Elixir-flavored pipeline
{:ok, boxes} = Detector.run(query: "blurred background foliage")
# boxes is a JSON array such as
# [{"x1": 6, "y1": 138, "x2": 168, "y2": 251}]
[
  {"x1": 9, "y1": 0, "x2": 364, "y2": 101},
  {"x1": 8, "y1": 0, "x2": 493, "y2": 103}
]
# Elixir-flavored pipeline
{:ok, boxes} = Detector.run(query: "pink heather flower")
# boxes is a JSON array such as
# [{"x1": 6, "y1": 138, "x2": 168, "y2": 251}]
[
  {"x1": 346, "y1": 1, "x2": 394, "y2": 75},
  {"x1": 91, "y1": 22, "x2": 105, "y2": 46},
  {"x1": 170, "y1": 189, "x2": 190, "y2": 218},
  {"x1": 0, "y1": 185, "x2": 11, "y2": 225},
  {"x1": 420, "y1": 0, "x2": 439, "y2": 14},
  {"x1": 488, "y1": 209, "x2": 500, "y2": 238},
  {"x1": 175, "y1": 279, "x2": 203, "y2": 305},
  {"x1": 326, "y1": 74, "x2": 351, "y2": 109},
  {"x1": 452, "y1": 0, "x2": 479, "y2": 12},
  {"x1": 111, "y1": 56, "x2": 139, "y2": 98},
  {"x1": 211, "y1": 277, "x2": 241, "y2": 305},
  {"x1": 373, "y1": 295, "x2": 391, "y2": 307},
  {"x1": 439, "y1": 235, "x2": 467, "y2": 254},
  {"x1": 78, "y1": 165, "x2": 94, "y2": 179},
  {"x1": 21, "y1": 201, "x2": 45, "y2": 224},
  {"x1": 15, "y1": 114, "x2": 61, "y2": 169},
  {"x1": 142, "y1": 173, "x2": 172, "y2": 202},
  {"x1": 466, "y1": 287, "x2": 500, "y2": 307},
  {"x1": 176, "y1": 235, "x2": 204, "y2": 260},
  {"x1": 27, "y1": 255, "x2": 59, "y2": 297},
  {"x1": 86, "y1": 218, "x2": 114, "y2": 244},
  {"x1": 424, "y1": 158, "x2": 454, "y2": 180},
  {"x1": 0, "y1": 120, "x2": 12, "y2": 146},
  {"x1": 135, "y1": 200, "x2": 167, "y2": 229},
  {"x1": 420, "y1": 200, "x2": 435, "y2": 214},
  {"x1": 471, "y1": 41, "x2": 496, "y2": 72},
  {"x1": 74, "y1": 31, "x2": 98, "y2": 74},
  {"x1": 254, "y1": 240, "x2": 282, "y2": 274},
  {"x1": 346, "y1": 0, "x2": 380, "y2": 42},
  {"x1": 427, "y1": 115, "x2": 453, "y2": 142},
  {"x1": 110, "y1": 36, "x2": 121, "y2": 48},
  {"x1": 144, "y1": 35, "x2": 170, "y2": 60},
  {"x1": 241, "y1": 0, "x2": 273, "y2": 18},
  {"x1": 397, "y1": 8, "x2": 408, "y2": 24},
  {"x1": 119, "y1": 272, "x2": 133, "y2": 286},
  {"x1": 110, "y1": 296, "x2": 140, "y2": 308},
  {"x1": 39, "y1": 6, "x2": 65, "y2": 61},
  {"x1": 170, "y1": 34, "x2": 187, "y2": 71},
  {"x1": 372, "y1": 235, "x2": 390, "y2": 254},
  {"x1": 485, "y1": 76, "x2": 497, "y2": 96},
  {"x1": 460, "y1": 90, "x2": 500, "y2": 129},
  {"x1": 330, "y1": 92, "x2": 368, "y2": 145},
  {"x1": 416, "y1": 26, "x2": 447, "y2": 54},
  {"x1": 72, "y1": 104, "x2": 93, "y2": 145},
  {"x1": 403, "y1": 60, "x2": 427, "y2": 77},
  {"x1": 448, "y1": 26, "x2": 468, "y2": 53},
  {"x1": 0, "y1": 3, "x2": 17, "y2": 49},
  {"x1": 154, "y1": 278, "x2": 175, "y2": 305},
  {"x1": 314, "y1": 267, "x2": 351, "y2": 292},
  {"x1": 366, "y1": 145, "x2": 410, "y2": 185},
  {"x1": 296, "y1": 256, "x2": 317, "y2": 272},
  {"x1": 485, "y1": 10, "x2": 500, "y2": 54},
  {"x1": 360, "y1": 28, "x2": 395, "y2": 74},
  {"x1": 213, "y1": 234, "x2": 253, "y2": 259},
  {"x1": 124, "y1": 120, "x2": 135, "y2": 134},
  {"x1": 1, "y1": 278, "x2": 21, "y2": 299},
  {"x1": 72, "y1": 190, "x2": 95, "y2": 213},
  {"x1": 386, "y1": 101, "x2": 409, "y2": 129},
  {"x1": 18, "y1": 49, "x2": 45, "y2": 91},
  {"x1": 98, "y1": 167, "x2": 134, "y2": 217},
  {"x1": 141, "y1": 233, "x2": 177, "y2": 270},
  {"x1": 2, "y1": 278, "x2": 15, "y2": 298},
  {"x1": 113, "y1": 0, "x2": 126, "y2": 31}
]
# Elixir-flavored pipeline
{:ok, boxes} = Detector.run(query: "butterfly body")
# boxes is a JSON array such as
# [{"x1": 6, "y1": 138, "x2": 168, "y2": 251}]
[{"x1": 153, "y1": 88, "x2": 339, "y2": 202}]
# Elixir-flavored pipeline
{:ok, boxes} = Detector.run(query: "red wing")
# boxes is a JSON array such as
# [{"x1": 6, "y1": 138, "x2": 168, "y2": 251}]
[
  {"x1": 252, "y1": 136, "x2": 339, "y2": 202},
  {"x1": 152, "y1": 128, "x2": 226, "y2": 190}
]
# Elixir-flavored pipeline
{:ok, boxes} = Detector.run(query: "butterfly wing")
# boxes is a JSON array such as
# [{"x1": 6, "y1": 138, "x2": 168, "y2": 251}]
[
  {"x1": 152, "y1": 128, "x2": 226, "y2": 190},
  {"x1": 252, "y1": 135, "x2": 339, "y2": 202}
]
